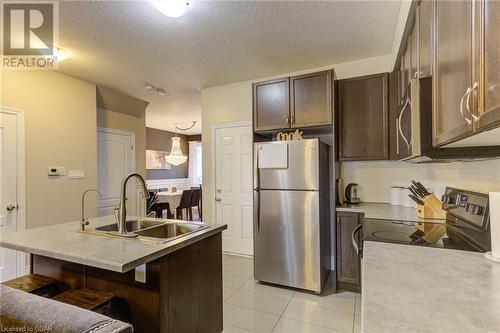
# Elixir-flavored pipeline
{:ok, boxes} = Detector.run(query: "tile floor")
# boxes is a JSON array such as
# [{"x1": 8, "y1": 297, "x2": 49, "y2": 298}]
[{"x1": 222, "y1": 254, "x2": 361, "y2": 333}]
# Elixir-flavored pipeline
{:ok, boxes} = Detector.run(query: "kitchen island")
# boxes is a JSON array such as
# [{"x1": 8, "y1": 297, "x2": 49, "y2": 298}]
[
  {"x1": 0, "y1": 216, "x2": 227, "y2": 333},
  {"x1": 362, "y1": 241, "x2": 500, "y2": 333}
]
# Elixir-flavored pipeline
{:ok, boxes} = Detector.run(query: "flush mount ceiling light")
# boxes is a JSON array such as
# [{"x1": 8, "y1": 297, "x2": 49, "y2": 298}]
[
  {"x1": 165, "y1": 121, "x2": 196, "y2": 166},
  {"x1": 151, "y1": 0, "x2": 190, "y2": 18},
  {"x1": 145, "y1": 84, "x2": 166, "y2": 96}
]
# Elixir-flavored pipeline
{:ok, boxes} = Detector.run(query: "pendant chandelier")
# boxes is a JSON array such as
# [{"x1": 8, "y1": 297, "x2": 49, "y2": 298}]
[{"x1": 165, "y1": 121, "x2": 196, "y2": 166}]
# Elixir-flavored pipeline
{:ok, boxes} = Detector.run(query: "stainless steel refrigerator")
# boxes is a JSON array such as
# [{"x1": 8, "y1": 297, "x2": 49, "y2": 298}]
[{"x1": 253, "y1": 138, "x2": 330, "y2": 294}]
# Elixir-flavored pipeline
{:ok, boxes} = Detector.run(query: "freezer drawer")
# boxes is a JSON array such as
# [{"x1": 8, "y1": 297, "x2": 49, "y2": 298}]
[
  {"x1": 254, "y1": 189, "x2": 321, "y2": 292},
  {"x1": 255, "y1": 139, "x2": 319, "y2": 190}
]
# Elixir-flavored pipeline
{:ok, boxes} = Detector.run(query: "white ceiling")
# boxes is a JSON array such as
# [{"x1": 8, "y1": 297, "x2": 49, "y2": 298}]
[{"x1": 57, "y1": 0, "x2": 402, "y2": 134}]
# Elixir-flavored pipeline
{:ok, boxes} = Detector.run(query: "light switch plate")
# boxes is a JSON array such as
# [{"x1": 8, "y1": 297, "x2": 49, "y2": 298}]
[
  {"x1": 135, "y1": 264, "x2": 146, "y2": 283},
  {"x1": 69, "y1": 170, "x2": 85, "y2": 179}
]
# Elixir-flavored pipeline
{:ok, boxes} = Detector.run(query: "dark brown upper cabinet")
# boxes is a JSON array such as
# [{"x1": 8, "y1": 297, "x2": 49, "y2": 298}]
[
  {"x1": 389, "y1": 70, "x2": 412, "y2": 160},
  {"x1": 419, "y1": 0, "x2": 432, "y2": 78},
  {"x1": 253, "y1": 70, "x2": 333, "y2": 132},
  {"x1": 336, "y1": 211, "x2": 362, "y2": 293},
  {"x1": 290, "y1": 71, "x2": 332, "y2": 128},
  {"x1": 475, "y1": 0, "x2": 500, "y2": 132},
  {"x1": 432, "y1": 0, "x2": 474, "y2": 147},
  {"x1": 410, "y1": 18, "x2": 419, "y2": 82},
  {"x1": 253, "y1": 78, "x2": 290, "y2": 132},
  {"x1": 432, "y1": 0, "x2": 500, "y2": 146},
  {"x1": 400, "y1": 44, "x2": 410, "y2": 99},
  {"x1": 389, "y1": 71, "x2": 400, "y2": 160},
  {"x1": 338, "y1": 73, "x2": 389, "y2": 161}
]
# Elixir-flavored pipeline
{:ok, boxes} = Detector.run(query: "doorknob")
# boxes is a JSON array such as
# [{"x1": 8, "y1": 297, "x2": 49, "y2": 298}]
[{"x1": 6, "y1": 205, "x2": 17, "y2": 212}]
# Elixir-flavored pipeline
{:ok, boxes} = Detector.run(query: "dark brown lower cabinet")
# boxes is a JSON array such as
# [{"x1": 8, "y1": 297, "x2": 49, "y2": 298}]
[
  {"x1": 31, "y1": 234, "x2": 223, "y2": 333},
  {"x1": 336, "y1": 211, "x2": 362, "y2": 293}
]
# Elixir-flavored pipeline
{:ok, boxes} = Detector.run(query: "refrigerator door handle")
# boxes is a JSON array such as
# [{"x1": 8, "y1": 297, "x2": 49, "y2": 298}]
[
  {"x1": 254, "y1": 144, "x2": 261, "y2": 190},
  {"x1": 254, "y1": 190, "x2": 260, "y2": 233}
]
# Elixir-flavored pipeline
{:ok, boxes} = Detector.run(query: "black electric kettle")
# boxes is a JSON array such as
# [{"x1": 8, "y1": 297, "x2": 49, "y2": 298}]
[{"x1": 345, "y1": 183, "x2": 360, "y2": 204}]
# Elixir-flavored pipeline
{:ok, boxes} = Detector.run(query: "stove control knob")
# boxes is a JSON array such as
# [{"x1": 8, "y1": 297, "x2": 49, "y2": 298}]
[
  {"x1": 441, "y1": 195, "x2": 453, "y2": 204},
  {"x1": 466, "y1": 203, "x2": 483, "y2": 215}
]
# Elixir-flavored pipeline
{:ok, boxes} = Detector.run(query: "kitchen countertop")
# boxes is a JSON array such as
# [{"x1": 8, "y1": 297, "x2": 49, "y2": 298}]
[
  {"x1": 337, "y1": 202, "x2": 445, "y2": 223},
  {"x1": 362, "y1": 241, "x2": 500, "y2": 333},
  {"x1": 0, "y1": 216, "x2": 226, "y2": 273}
]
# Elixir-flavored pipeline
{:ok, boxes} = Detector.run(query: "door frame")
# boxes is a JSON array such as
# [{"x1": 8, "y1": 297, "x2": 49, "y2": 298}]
[
  {"x1": 96, "y1": 127, "x2": 137, "y2": 215},
  {"x1": 0, "y1": 107, "x2": 26, "y2": 275},
  {"x1": 210, "y1": 121, "x2": 252, "y2": 225}
]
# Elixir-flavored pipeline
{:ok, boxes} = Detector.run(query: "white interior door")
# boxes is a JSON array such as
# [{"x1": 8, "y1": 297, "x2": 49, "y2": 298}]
[
  {"x1": 215, "y1": 125, "x2": 253, "y2": 255},
  {"x1": 97, "y1": 128, "x2": 136, "y2": 217},
  {"x1": 0, "y1": 111, "x2": 23, "y2": 282}
]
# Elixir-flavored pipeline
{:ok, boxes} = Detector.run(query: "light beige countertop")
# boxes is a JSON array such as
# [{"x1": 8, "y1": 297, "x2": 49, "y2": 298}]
[
  {"x1": 337, "y1": 202, "x2": 445, "y2": 223},
  {"x1": 362, "y1": 241, "x2": 500, "y2": 333},
  {"x1": 0, "y1": 216, "x2": 226, "y2": 273}
]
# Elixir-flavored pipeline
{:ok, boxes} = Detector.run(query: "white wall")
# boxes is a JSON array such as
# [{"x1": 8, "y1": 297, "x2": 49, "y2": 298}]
[
  {"x1": 341, "y1": 160, "x2": 500, "y2": 203},
  {"x1": 1, "y1": 70, "x2": 97, "y2": 229},
  {"x1": 201, "y1": 82, "x2": 253, "y2": 223},
  {"x1": 201, "y1": 55, "x2": 394, "y2": 223}
]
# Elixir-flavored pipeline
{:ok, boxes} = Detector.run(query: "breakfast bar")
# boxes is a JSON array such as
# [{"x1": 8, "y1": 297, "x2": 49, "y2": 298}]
[{"x1": 0, "y1": 216, "x2": 227, "y2": 333}]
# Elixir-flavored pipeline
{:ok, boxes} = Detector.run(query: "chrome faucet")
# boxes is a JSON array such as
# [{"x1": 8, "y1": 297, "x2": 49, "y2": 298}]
[
  {"x1": 81, "y1": 189, "x2": 103, "y2": 231},
  {"x1": 118, "y1": 173, "x2": 150, "y2": 236}
]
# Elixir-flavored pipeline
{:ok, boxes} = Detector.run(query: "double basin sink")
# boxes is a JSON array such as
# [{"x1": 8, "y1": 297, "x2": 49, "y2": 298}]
[{"x1": 90, "y1": 218, "x2": 209, "y2": 244}]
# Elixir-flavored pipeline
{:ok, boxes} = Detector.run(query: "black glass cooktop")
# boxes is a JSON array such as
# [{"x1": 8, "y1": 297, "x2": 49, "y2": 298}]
[{"x1": 363, "y1": 219, "x2": 484, "y2": 252}]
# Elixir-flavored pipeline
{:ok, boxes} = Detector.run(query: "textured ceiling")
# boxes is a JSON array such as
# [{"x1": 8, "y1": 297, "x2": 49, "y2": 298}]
[{"x1": 57, "y1": 1, "x2": 401, "y2": 134}]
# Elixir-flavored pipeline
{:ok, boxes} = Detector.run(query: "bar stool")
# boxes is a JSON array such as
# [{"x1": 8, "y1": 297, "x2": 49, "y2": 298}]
[
  {"x1": 53, "y1": 288, "x2": 114, "y2": 312},
  {"x1": 2, "y1": 274, "x2": 58, "y2": 297}
]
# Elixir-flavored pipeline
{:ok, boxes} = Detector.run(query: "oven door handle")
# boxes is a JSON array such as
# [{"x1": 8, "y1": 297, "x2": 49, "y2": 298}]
[{"x1": 351, "y1": 224, "x2": 363, "y2": 255}]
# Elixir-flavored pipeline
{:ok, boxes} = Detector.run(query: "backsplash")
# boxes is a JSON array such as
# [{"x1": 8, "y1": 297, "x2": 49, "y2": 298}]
[{"x1": 341, "y1": 159, "x2": 500, "y2": 203}]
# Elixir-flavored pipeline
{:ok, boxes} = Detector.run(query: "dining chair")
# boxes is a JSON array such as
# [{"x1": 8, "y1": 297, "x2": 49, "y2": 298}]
[
  {"x1": 147, "y1": 190, "x2": 173, "y2": 219},
  {"x1": 176, "y1": 190, "x2": 194, "y2": 221},
  {"x1": 190, "y1": 189, "x2": 202, "y2": 221},
  {"x1": 154, "y1": 202, "x2": 172, "y2": 219}
]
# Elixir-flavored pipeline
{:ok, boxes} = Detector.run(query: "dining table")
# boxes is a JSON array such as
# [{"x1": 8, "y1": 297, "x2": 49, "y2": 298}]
[{"x1": 155, "y1": 190, "x2": 183, "y2": 219}]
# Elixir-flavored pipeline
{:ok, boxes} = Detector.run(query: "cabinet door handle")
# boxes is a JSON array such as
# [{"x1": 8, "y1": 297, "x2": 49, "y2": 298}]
[
  {"x1": 467, "y1": 82, "x2": 479, "y2": 122},
  {"x1": 398, "y1": 97, "x2": 411, "y2": 151},
  {"x1": 351, "y1": 224, "x2": 363, "y2": 255},
  {"x1": 291, "y1": 115, "x2": 295, "y2": 125},
  {"x1": 396, "y1": 118, "x2": 400, "y2": 155},
  {"x1": 460, "y1": 87, "x2": 472, "y2": 125},
  {"x1": 286, "y1": 116, "x2": 290, "y2": 125}
]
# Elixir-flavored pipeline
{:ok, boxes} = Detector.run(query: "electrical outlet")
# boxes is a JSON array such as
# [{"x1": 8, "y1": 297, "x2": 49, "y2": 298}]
[{"x1": 135, "y1": 264, "x2": 146, "y2": 283}]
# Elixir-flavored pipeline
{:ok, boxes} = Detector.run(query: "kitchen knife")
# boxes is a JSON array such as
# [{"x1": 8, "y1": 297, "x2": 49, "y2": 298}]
[
  {"x1": 415, "y1": 181, "x2": 431, "y2": 196},
  {"x1": 410, "y1": 185, "x2": 427, "y2": 198},
  {"x1": 409, "y1": 186, "x2": 423, "y2": 199},
  {"x1": 409, "y1": 194, "x2": 425, "y2": 206},
  {"x1": 411, "y1": 181, "x2": 430, "y2": 197}
]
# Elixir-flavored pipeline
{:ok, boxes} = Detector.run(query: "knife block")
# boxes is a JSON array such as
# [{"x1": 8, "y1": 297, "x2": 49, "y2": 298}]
[{"x1": 416, "y1": 194, "x2": 447, "y2": 219}]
